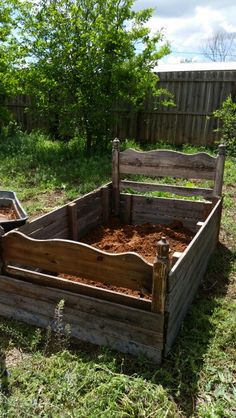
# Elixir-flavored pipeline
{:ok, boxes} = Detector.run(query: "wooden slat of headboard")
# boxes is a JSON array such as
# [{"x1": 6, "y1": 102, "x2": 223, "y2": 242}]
[
  {"x1": 119, "y1": 149, "x2": 217, "y2": 180},
  {"x1": 2, "y1": 231, "x2": 153, "y2": 292},
  {"x1": 120, "y1": 180, "x2": 214, "y2": 199}
]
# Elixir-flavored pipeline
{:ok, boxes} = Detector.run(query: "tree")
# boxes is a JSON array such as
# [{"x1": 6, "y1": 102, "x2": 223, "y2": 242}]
[
  {"x1": 201, "y1": 30, "x2": 236, "y2": 62},
  {"x1": 0, "y1": 0, "x2": 16, "y2": 129},
  {"x1": 15, "y1": 0, "x2": 170, "y2": 153}
]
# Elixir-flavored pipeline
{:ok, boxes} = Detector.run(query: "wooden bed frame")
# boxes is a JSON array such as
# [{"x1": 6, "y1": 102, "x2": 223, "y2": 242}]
[{"x1": 0, "y1": 140, "x2": 225, "y2": 362}]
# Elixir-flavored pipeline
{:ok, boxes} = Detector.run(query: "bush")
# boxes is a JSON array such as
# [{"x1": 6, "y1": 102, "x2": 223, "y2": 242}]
[{"x1": 213, "y1": 95, "x2": 236, "y2": 155}]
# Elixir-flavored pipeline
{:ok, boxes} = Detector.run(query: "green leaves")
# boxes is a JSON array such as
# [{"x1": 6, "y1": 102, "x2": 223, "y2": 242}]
[
  {"x1": 12, "y1": 0, "x2": 170, "y2": 151},
  {"x1": 213, "y1": 95, "x2": 236, "y2": 155}
]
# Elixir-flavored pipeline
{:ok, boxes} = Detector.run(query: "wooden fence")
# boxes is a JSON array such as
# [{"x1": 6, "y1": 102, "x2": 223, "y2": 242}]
[
  {"x1": 6, "y1": 69, "x2": 236, "y2": 146},
  {"x1": 114, "y1": 69, "x2": 236, "y2": 146}
]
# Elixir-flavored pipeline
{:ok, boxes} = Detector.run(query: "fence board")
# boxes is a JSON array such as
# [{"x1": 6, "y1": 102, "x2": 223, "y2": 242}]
[{"x1": 6, "y1": 69, "x2": 236, "y2": 146}]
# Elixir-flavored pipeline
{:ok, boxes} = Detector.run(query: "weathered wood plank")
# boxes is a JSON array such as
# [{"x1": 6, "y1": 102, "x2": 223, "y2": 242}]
[
  {"x1": 165, "y1": 243, "x2": 215, "y2": 353},
  {"x1": 2, "y1": 231, "x2": 153, "y2": 292},
  {"x1": 167, "y1": 218, "x2": 218, "y2": 311},
  {"x1": 0, "y1": 288, "x2": 163, "y2": 348},
  {"x1": 164, "y1": 198, "x2": 222, "y2": 353},
  {"x1": 67, "y1": 203, "x2": 78, "y2": 241},
  {"x1": 130, "y1": 212, "x2": 197, "y2": 232},
  {"x1": 76, "y1": 190, "x2": 102, "y2": 219},
  {"x1": 151, "y1": 238, "x2": 170, "y2": 313},
  {"x1": 77, "y1": 206, "x2": 102, "y2": 238},
  {"x1": 0, "y1": 300, "x2": 163, "y2": 363},
  {"x1": 6, "y1": 265, "x2": 151, "y2": 311},
  {"x1": 17, "y1": 206, "x2": 67, "y2": 236},
  {"x1": 168, "y1": 199, "x2": 222, "y2": 292},
  {"x1": 126, "y1": 195, "x2": 212, "y2": 230},
  {"x1": 101, "y1": 186, "x2": 111, "y2": 224},
  {"x1": 121, "y1": 194, "x2": 132, "y2": 224},
  {"x1": 0, "y1": 275, "x2": 162, "y2": 331},
  {"x1": 119, "y1": 148, "x2": 217, "y2": 180},
  {"x1": 120, "y1": 180, "x2": 214, "y2": 199},
  {"x1": 131, "y1": 194, "x2": 211, "y2": 218},
  {"x1": 0, "y1": 275, "x2": 164, "y2": 362},
  {"x1": 18, "y1": 187, "x2": 106, "y2": 237},
  {"x1": 213, "y1": 144, "x2": 226, "y2": 197}
]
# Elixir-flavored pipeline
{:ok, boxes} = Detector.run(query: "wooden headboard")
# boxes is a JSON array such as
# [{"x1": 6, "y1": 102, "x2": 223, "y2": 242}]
[{"x1": 112, "y1": 139, "x2": 225, "y2": 216}]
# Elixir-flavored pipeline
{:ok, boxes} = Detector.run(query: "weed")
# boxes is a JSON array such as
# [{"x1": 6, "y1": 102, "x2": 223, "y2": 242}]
[{"x1": 44, "y1": 300, "x2": 71, "y2": 355}]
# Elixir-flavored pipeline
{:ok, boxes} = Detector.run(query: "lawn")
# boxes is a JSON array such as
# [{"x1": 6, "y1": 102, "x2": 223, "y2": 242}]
[{"x1": 0, "y1": 131, "x2": 235, "y2": 417}]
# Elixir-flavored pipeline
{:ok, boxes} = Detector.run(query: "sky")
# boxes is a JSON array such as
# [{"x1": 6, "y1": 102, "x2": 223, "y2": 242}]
[{"x1": 134, "y1": 0, "x2": 236, "y2": 64}]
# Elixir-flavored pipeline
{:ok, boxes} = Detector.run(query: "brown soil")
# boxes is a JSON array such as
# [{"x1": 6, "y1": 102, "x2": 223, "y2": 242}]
[
  {"x1": 60, "y1": 218, "x2": 194, "y2": 300},
  {"x1": 80, "y1": 218, "x2": 194, "y2": 263},
  {"x1": 0, "y1": 205, "x2": 19, "y2": 221}
]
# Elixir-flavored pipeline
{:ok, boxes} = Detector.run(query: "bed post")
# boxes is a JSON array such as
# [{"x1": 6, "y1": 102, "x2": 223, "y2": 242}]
[
  {"x1": 112, "y1": 138, "x2": 120, "y2": 216},
  {"x1": 213, "y1": 144, "x2": 226, "y2": 197},
  {"x1": 151, "y1": 237, "x2": 170, "y2": 314}
]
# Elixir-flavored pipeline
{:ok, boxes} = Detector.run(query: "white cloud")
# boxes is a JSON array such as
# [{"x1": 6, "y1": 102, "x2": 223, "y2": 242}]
[{"x1": 134, "y1": 0, "x2": 236, "y2": 63}]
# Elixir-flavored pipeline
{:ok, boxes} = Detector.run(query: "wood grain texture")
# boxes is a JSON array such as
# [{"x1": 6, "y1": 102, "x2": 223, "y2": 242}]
[
  {"x1": 120, "y1": 180, "x2": 214, "y2": 199},
  {"x1": 121, "y1": 194, "x2": 132, "y2": 224},
  {"x1": 164, "y1": 198, "x2": 222, "y2": 353},
  {"x1": 101, "y1": 186, "x2": 111, "y2": 224},
  {"x1": 151, "y1": 240, "x2": 170, "y2": 314},
  {"x1": 67, "y1": 203, "x2": 78, "y2": 241},
  {"x1": 18, "y1": 206, "x2": 68, "y2": 238},
  {"x1": 213, "y1": 144, "x2": 226, "y2": 197},
  {"x1": 168, "y1": 198, "x2": 222, "y2": 292},
  {"x1": 119, "y1": 148, "x2": 217, "y2": 180},
  {"x1": 125, "y1": 194, "x2": 212, "y2": 230},
  {"x1": 112, "y1": 70, "x2": 236, "y2": 146},
  {"x1": 18, "y1": 186, "x2": 108, "y2": 239},
  {"x1": 6, "y1": 265, "x2": 151, "y2": 311},
  {"x1": 2, "y1": 231, "x2": 153, "y2": 292},
  {"x1": 0, "y1": 275, "x2": 164, "y2": 362}
]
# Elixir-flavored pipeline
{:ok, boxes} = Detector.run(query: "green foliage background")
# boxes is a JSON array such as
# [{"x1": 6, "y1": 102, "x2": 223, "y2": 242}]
[
  {"x1": 213, "y1": 95, "x2": 236, "y2": 155},
  {"x1": 4, "y1": 0, "x2": 171, "y2": 152}
]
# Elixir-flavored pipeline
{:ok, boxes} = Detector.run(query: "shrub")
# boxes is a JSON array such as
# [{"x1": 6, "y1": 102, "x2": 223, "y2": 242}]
[{"x1": 213, "y1": 95, "x2": 236, "y2": 155}]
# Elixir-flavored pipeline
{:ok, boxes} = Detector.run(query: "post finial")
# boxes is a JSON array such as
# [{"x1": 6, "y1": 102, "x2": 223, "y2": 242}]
[
  {"x1": 113, "y1": 138, "x2": 120, "y2": 151},
  {"x1": 218, "y1": 144, "x2": 226, "y2": 155},
  {"x1": 156, "y1": 236, "x2": 170, "y2": 259}
]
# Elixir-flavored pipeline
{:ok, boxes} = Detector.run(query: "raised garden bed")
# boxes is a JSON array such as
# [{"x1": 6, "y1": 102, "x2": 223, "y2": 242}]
[{"x1": 0, "y1": 141, "x2": 225, "y2": 363}]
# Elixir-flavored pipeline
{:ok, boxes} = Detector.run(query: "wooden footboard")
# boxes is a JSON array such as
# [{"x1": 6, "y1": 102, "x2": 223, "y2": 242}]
[{"x1": 1, "y1": 230, "x2": 154, "y2": 310}]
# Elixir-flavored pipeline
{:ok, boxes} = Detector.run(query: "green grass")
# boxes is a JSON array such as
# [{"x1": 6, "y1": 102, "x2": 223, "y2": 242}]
[
  {"x1": 0, "y1": 131, "x2": 111, "y2": 215},
  {"x1": 0, "y1": 132, "x2": 235, "y2": 417}
]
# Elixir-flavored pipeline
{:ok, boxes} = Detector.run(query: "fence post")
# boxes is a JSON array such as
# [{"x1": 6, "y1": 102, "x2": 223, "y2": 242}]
[
  {"x1": 112, "y1": 138, "x2": 120, "y2": 216},
  {"x1": 151, "y1": 237, "x2": 170, "y2": 314}
]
